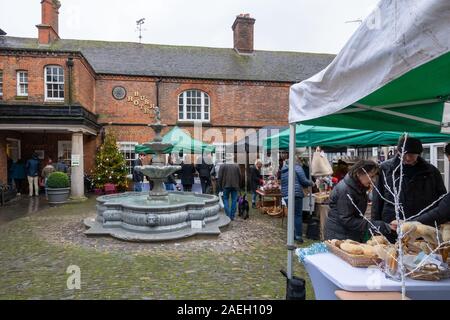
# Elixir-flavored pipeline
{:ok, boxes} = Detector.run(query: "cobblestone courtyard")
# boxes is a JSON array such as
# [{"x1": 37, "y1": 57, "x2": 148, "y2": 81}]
[{"x1": 0, "y1": 197, "x2": 314, "y2": 300}]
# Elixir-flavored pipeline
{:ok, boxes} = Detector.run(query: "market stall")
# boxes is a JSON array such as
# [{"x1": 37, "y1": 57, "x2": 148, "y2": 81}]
[
  {"x1": 285, "y1": 0, "x2": 450, "y2": 299},
  {"x1": 135, "y1": 126, "x2": 215, "y2": 155}
]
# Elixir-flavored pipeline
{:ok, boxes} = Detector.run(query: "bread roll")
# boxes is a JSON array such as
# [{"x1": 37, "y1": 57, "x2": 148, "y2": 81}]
[
  {"x1": 340, "y1": 242, "x2": 364, "y2": 255},
  {"x1": 361, "y1": 244, "x2": 378, "y2": 258},
  {"x1": 415, "y1": 224, "x2": 441, "y2": 244},
  {"x1": 367, "y1": 235, "x2": 389, "y2": 246},
  {"x1": 372, "y1": 244, "x2": 389, "y2": 260},
  {"x1": 440, "y1": 224, "x2": 450, "y2": 243}
]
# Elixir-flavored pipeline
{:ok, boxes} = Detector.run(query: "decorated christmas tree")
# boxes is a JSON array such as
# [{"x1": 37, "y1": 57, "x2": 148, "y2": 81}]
[{"x1": 92, "y1": 131, "x2": 128, "y2": 191}]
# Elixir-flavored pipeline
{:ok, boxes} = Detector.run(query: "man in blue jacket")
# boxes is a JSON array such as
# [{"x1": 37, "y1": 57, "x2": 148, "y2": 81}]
[
  {"x1": 26, "y1": 152, "x2": 40, "y2": 196},
  {"x1": 281, "y1": 156, "x2": 313, "y2": 243}
]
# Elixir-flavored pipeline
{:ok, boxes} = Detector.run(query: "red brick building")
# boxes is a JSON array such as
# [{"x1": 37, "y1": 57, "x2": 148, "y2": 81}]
[{"x1": 0, "y1": 0, "x2": 334, "y2": 197}]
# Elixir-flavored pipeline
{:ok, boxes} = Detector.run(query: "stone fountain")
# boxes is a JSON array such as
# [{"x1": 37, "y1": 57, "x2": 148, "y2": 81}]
[{"x1": 84, "y1": 108, "x2": 230, "y2": 241}]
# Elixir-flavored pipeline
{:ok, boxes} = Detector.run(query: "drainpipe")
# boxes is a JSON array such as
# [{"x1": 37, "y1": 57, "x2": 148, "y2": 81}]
[
  {"x1": 66, "y1": 56, "x2": 74, "y2": 114},
  {"x1": 156, "y1": 78, "x2": 162, "y2": 107}
]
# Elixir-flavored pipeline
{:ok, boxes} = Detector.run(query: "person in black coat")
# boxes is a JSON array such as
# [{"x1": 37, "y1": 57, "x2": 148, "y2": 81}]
[
  {"x1": 325, "y1": 160, "x2": 392, "y2": 242},
  {"x1": 411, "y1": 143, "x2": 450, "y2": 227},
  {"x1": 372, "y1": 137, "x2": 447, "y2": 229},
  {"x1": 178, "y1": 156, "x2": 196, "y2": 192},
  {"x1": 248, "y1": 159, "x2": 263, "y2": 208},
  {"x1": 195, "y1": 154, "x2": 213, "y2": 194}
]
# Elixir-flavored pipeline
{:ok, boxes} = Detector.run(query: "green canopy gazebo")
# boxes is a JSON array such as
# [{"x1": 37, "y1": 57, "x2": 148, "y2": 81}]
[
  {"x1": 263, "y1": 124, "x2": 450, "y2": 150},
  {"x1": 135, "y1": 126, "x2": 215, "y2": 155},
  {"x1": 285, "y1": 0, "x2": 450, "y2": 286}
]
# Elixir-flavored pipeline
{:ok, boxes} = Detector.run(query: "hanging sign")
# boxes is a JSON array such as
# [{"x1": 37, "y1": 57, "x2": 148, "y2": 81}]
[{"x1": 71, "y1": 154, "x2": 80, "y2": 166}]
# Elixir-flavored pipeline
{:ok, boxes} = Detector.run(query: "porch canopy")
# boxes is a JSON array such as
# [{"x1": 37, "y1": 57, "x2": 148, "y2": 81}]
[
  {"x1": 263, "y1": 124, "x2": 450, "y2": 150},
  {"x1": 135, "y1": 126, "x2": 215, "y2": 155},
  {"x1": 285, "y1": 0, "x2": 450, "y2": 279}
]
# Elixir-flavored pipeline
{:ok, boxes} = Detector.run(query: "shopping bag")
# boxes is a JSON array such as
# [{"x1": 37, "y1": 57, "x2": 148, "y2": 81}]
[
  {"x1": 218, "y1": 191, "x2": 224, "y2": 209},
  {"x1": 311, "y1": 151, "x2": 333, "y2": 177}
]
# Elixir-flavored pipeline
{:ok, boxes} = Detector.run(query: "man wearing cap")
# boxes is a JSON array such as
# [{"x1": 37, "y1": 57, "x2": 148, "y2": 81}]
[
  {"x1": 372, "y1": 136, "x2": 447, "y2": 235},
  {"x1": 408, "y1": 143, "x2": 450, "y2": 226}
]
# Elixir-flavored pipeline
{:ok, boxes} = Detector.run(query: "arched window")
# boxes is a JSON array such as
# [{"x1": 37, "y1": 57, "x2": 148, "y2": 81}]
[
  {"x1": 178, "y1": 90, "x2": 210, "y2": 121},
  {"x1": 44, "y1": 65, "x2": 64, "y2": 101}
]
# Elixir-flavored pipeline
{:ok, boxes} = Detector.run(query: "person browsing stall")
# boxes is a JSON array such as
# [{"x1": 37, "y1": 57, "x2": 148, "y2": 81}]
[{"x1": 325, "y1": 160, "x2": 392, "y2": 242}]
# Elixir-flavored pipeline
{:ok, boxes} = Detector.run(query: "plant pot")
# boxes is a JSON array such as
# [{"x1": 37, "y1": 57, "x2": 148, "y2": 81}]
[{"x1": 47, "y1": 187, "x2": 71, "y2": 205}]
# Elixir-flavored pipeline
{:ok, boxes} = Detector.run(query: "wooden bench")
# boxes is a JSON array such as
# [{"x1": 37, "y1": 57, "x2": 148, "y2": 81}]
[{"x1": 335, "y1": 290, "x2": 410, "y2": 300}]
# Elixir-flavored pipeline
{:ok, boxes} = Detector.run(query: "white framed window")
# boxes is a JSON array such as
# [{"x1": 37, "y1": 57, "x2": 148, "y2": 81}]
[
  {"x1": 16, "y1": 71, "x2": 28, "y2": 96},
  {"x1": 118, "y1": 142, "x2": 138, "y2": 175},
  {"x1": 0, "y1": 70, "x2": 3, "y2": 97},
  {"x1": 45, "y1": 65, "x2": 64, "y2": 101},
  {"x1": 178, "y1": 90, "x2": 210, "y2": 122},
  {"x1": 423, "y1": 143, "x2": 449, "y2": 190},
  {"x1": 58, "y1": 141, "x2": 72, "y2": 166}
]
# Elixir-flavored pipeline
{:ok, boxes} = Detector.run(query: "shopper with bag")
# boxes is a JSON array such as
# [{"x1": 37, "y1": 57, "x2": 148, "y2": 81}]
[
  {"x1": 281, "y1": 156, "x2": 313, "y2": 243},
  {"x1": 311, "y1": 147, "x2": 333, "y2": 177}
]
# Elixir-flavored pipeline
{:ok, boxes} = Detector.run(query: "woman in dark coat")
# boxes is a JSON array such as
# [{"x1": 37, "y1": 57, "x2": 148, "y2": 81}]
[
  {"x1": 179, "y1": 157, "x2": 196, "y2": 192},
  {"x1": 324, "y1": 160, "x2": 392, "y2": 242}
]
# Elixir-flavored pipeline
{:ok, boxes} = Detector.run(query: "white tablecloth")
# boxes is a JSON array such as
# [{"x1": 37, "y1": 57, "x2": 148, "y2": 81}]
[{"x1": 303, "y1": 252, "x2": 450, "y2": 300}]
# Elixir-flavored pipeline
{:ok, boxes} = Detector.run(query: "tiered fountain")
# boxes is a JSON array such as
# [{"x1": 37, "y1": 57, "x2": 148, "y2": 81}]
[{"x1": 84, "y1": 108, "x2": 230, "y2": 241}]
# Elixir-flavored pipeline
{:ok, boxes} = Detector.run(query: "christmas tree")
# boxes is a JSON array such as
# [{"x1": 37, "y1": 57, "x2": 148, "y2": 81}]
[{"x1": 92, "y1": 131, "x2": 128, "y2": 190}]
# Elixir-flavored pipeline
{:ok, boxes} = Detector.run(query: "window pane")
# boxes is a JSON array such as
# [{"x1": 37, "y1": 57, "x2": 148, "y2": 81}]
[{"x1": 48, "y1": 90, "x2": 53, "y2": 98}]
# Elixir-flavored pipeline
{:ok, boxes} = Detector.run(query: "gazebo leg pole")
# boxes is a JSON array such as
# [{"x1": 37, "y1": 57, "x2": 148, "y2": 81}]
[
  {"x1": 309, "y1": 146, "x2": 313, "y2": 217},
  {"x1": 287, "y1": 123, "x2": 296, "y2": 279}
]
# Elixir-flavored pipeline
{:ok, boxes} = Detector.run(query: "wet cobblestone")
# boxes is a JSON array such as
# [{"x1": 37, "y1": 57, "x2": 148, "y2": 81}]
[{"x1": 0, "y1": 197, "x2": 315, "y2": 299}]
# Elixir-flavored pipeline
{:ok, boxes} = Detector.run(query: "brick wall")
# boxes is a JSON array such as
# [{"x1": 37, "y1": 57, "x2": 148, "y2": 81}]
[
  {"x1": 0, "y1": 53, "x2": 96, "y2": 113},
  {"x1": 95, "y1": 77, "x2": 290, "y2": 129}
]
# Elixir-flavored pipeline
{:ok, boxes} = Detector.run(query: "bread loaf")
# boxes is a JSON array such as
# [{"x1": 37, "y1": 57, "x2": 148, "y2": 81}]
[
  {"x1": 340, "y1": 242, "x2": 364, "y2": 255},
  {"x1": 367, "y1": 235, "x2": 389, "y2": 246},
  {"x1": 440, "y1": 224, "x2": 450, "y2": 243}
]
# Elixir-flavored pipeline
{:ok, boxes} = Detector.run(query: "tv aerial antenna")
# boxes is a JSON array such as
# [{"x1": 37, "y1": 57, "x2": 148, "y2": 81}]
[{"x1": 136, "y1": 18, "x2": 146, "y2": 43}]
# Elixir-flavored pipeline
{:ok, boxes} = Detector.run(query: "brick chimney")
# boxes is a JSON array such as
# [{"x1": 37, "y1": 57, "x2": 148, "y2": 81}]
[
  {"x1": 36, "y1": 0, "x2": 61, "y2": 45},
  {"x1": 232, "y1": 14, "x2": 255, "y2": 54}
]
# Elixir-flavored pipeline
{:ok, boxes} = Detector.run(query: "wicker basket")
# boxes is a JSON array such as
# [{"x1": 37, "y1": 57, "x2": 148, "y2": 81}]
[
  {"x1": 406, "y1": 264, "x2": 450, "y2": 281},
  {"x1": 325, "y1": 241, "x2": 381, "y2": 268}
]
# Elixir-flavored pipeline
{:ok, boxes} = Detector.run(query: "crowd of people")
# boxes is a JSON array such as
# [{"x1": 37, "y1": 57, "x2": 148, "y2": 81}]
[
  {"x1": 132, "y1": 153, "x2": 262, "y2": 221},
  {"x1": 7, "y1": 153, "x2": 69, "y2": 197},
  {"x1": 324, "y1": 137, "x2": 450, "y2": 243}
]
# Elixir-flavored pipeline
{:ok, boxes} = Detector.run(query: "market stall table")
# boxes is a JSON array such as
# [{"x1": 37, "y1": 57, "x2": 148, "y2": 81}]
[
  {"x1": 256, "y1": 189, "x2": 282, "y2": 215},
  {"x1": 302, "y1": 252, "x2": 450, "y2": 300}
]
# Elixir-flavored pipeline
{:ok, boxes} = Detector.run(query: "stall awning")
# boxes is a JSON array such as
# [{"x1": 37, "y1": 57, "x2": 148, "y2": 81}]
[
  {"x1": 135, "y1": 126, "x2": 215, "y2": 154},
  {"x1": 264, "y1": 124, "x2": 450, "y2": 150},
  {"x1": 289, "y1": 0, "x2": 450, "y2": 133}
]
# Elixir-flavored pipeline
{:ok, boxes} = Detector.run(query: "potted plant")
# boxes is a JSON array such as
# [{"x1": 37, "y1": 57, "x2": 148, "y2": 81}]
[{"x1": 47, "y1": 171, "x2": 71, "y2": 205}]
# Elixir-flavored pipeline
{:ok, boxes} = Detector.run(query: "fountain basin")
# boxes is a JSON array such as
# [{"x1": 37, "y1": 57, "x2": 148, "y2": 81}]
[
  {"x1": 135, "y1": 165, "x2": 181, "y2": 179},
  {"x1": 84, "y1": 191, "x2": 230, "y2": 241}
]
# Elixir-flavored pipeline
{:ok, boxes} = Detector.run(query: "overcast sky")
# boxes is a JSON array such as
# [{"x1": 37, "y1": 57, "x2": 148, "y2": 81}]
[{"x1": 0, "y1": 0, "x2": 379, "y2": 54}]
